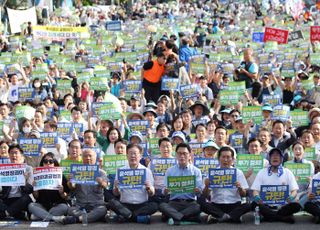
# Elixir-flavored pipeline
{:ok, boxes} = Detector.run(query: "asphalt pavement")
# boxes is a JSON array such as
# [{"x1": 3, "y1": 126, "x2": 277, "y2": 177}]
[{"x1": 1, "y1": 212, "x2": 319, "y2": 230}]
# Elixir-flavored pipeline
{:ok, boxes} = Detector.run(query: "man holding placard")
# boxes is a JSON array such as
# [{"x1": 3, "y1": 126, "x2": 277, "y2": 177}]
[
  {"x1": 0, "y1": 144, "x2": 34, "y2": 220},
  {"x1": 159, "y1": 143, "x2": 203, "y2": 225},
  {"x1": 251, "y1": 148, "x2": 301, "y2": 223},
  {"x1": 201, "y1": 146, "x2": 251, "y2": 224},
  {"x1": 108, "y1": 144, "x2": 157, "y2": 224},
  {"x1": 303, "y1": 171, "x2": 320, "y2": 223},
  {"x1": 63, "y1": 149, "x2": 108, "y2": 224}
]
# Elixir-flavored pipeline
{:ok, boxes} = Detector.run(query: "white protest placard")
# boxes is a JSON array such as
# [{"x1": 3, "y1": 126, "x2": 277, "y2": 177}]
[
  {"x1": 33, "y1": 167, "x2": 63, "y2": 191},
  {"x1": 0, "y1": 164, "x2": 26, "y2": 186}
]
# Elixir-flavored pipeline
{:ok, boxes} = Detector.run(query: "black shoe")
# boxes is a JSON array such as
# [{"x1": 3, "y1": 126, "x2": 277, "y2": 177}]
[
  {"x1": 206, "y1": 215, "x2": 218, "y2": 224},
  {"x1": 62, "y1": 216, "x2": 77, "y2": 225},
  {"x1": 280, "y1": 215, "x2": 295, "y2": 224}
]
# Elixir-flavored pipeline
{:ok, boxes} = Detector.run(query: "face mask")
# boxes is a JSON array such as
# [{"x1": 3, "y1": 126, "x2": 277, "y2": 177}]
[
  {"x1": 34, "y1": 82, "x2": 41, "y2": 88},
  {"x1": 23, "y1": 126, "x2": 31, "y2": 134}
]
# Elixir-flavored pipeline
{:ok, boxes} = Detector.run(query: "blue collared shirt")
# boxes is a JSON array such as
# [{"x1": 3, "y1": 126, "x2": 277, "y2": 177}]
[{"x1": 164, "y1": 163, "x2": 202, "y2": 200}]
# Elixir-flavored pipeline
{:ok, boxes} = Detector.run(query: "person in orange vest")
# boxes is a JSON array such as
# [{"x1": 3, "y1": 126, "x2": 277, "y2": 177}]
[{"x1": 141, "y1": 51, "x2": 166, "y2": 103}]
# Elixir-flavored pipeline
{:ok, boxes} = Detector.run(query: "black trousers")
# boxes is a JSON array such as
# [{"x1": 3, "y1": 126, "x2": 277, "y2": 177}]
[
  {"x1": 159, "y1": 200, "x2": 201, "y2": 221},
  {"x1": 201, "y1": 201, "x2": 251, "y2": 222},
  {"x1": 256, "y1": 202, "x2": 301, "y2": 222},
  {"x1": 142, "y1": 79, "x2": 161, "y2": 103},
  {"x1": 108, "y1": 199, "x2": 158, "y2": 221},
  {"x1": 304, "y1": 201, "x2": 320, "y2": 217},
  {"x1": 3, "y1": 195, "x2": 32, "y2": 219}
]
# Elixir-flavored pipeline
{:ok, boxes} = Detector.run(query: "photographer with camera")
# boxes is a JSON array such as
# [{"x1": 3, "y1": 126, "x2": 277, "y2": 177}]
[{"x1": 234, "y1": 48, "x2": 259, "y2": 89}]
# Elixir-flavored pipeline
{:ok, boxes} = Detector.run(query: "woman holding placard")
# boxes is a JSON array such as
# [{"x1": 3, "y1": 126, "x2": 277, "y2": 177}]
[{"x1": 28, "y1": 152, "x2": 70, "y2": 223}]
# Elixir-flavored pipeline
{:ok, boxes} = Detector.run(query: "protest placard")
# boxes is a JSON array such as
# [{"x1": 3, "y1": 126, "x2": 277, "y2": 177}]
[
  {"x1": 284, "y1": 163, "x2": 311, "y2": 183},
  {"x1": 252, "y1": 32, "x2": 264, "y2": 43},
  {"x1": 227, "y1": 81, "x2": 246, "y2": 92},
  {"x1": 161, "y1": 78, "x2": 180, "y2": 91},
  {"x1": 151, "y1": 158, "x2": 176, "y2": 176},
  {"x1": 193, "y1": 158, "x2": 219, "y2": 177},
  {"x1": 33, "y1": 167, "x2": 63, "y2": 191},
  {"x1": 15, "y1": 106, "x2": 36, "y2": 120},
  {"x1": 18, "y1": 138, "x2": 42, "y2": 156},
  {"x1": 304, "y1": 147, "x2": 316, "y2": 161},
  {"x1": 236, "y1": 154, "x2": 264, "y2": 174},
  {"x1": 310, "y1": 26, "x2": 320, "y2": 43},
  {"x1": 57, "y1": 122, "x2": 74, "y2": 139},
  {"x1": 219, "y1": 90, "x2": 241, "y2": 105},
  {"x1": 312, "y1": 179, "x2": 320, "y2": 200},
  {"x1": 264, "y1": 27, "x2": 289, "y2": 44},
  {"x1": 262, "y1": 94, "x2": 282, "y2": 106},
  {"x1": 103, "y1": 155, "x2": 127, "y2": 174},
  {"x1": 60, "y1": 159, "x2": 81, "y2": 176},
  {"x1": 167, "y1": 175, "x2": 196, "y2": 194},
  {"x1": 57, "y1": 79, "x2": 72, "y2": 91},
  {"x1": 70, "y1": 164, "x2": 99, "y2": 185},
  {"x1": 271, "y1": 104, "x2": 290, "y2": 122},
  {"x1": 260, "y1": 185, "x2": 289, "y2": 205},
  {"x1": 148, "y1": 138, "x2": 161, "y2": 155},
  {"x1": 290, "y1": 110, "x2": 309, "y2": 127},
  {"x1": 72, "y1": 123, "x2": 84, "y2": 136},
  {"x1": 180, "y1": 84, "x2": 198, "y2": 99},
  {"x1": 90, "y1": 77, "x2": 109, "y2": 91},
  {"x1": 40, "y1": 132, "x2": 58, "y2": 148},
  {"x1": 209, "y1": 168, "x2": 236, "y2": 188},
  {"x1": 0, "y1": 164, "x2": 26, "y2": 186},
  {"x1": 0, "y1": 158, "x2": 10, "y2": 164},
  {"x1": 97, "y1": 103, "x2": 122, "y2": 120},
  {"x1": 242, "y1": 106, "x2": 263, "y2": 124},
  {"x1": 189, "y1": 143, "x2": 204, "y2": 158},
  {"x1": 127, "y1": 120, "x2": 149, "y2": 135},
  {"x1": 106, "y1": 21, "x2": 122, "y2": 31},
  {"x1": 33, "y1": 26, "x2": 89, "y2": 40},
  {"x1": 18, "y1": 87, "x2": 34, "y2": 101},
  {"x1": 123, "y1": 80, "x2": 142, "y2": 93},
  {"x1": 117, "y1": 168, "x2": 146, "y2": 189},
  {"x1": 288, "y1": 30, "x2": 304, "y2": 43},
  {"x1": 91, "y1": 102, "x2": 108, "y2": 116}
]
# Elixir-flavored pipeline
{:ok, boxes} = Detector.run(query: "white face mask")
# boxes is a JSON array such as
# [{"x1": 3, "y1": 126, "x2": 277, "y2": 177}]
[
  {"x1": 34, "y1": 82, "x2": 41, "y2": 88},
  {"x1": 23, "y1": 126, "x2": 31, "y2": 134}
]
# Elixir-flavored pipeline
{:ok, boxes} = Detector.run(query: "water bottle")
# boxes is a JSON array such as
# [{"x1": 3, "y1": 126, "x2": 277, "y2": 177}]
[
  {"x1": 82, "y1": 209, "x2": 88, "y2": 226},
  {"x1": 254, "y1": 206, "x2": 260, "y2": 225}
]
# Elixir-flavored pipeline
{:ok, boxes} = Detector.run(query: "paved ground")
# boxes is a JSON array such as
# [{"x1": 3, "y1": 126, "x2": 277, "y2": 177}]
[{"x1": 0, "y1": 212, "x2": 319, "y2": 229}]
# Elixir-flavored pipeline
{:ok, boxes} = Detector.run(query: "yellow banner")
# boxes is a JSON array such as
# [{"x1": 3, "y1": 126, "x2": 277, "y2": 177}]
[{"x1": 33, "y1": 26, "x2": 89, "y2": 40}]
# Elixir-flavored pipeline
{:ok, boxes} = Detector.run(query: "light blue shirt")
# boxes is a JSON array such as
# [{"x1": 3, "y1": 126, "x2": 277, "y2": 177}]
[{"x1": 164, "y1": 163, "x2": 202, "y2": 200}]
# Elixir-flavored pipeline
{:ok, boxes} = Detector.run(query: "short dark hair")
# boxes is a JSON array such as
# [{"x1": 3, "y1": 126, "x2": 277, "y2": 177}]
[
  {"x1": 218, "y1": 146, "x2": 234, "y2": 158},
  {"x1": 115, "y1": 139, "x2": 128, "y2": 146},
  {"x1": 71, "y1": 106, "x2": 82, "y2": 114},
  {"x1": 8, "y1": 144, "x2": 24, "y2": 154},
  {"x1": 156, "y1": 51, "x2": 165, "y2": 58},
  {"x1": 126, "y1": 143, "x2": 143, "y2": 154},
  {"x1": 68, "y1": 139, "x2": 82, "y2": 148},
  {"x1": 214, "y1": 126, "x2": 227, "y2": 134},
  {"x1": 63, "y1": 93, "x2": 73, "y2": 101},
  {"x1": 158, "y1": 137, "x2": 171, "y2": 147},
  {"x1": 195, "y1": 123, "x2": 207, "y2": 131},
  {"x1": 248, "y1": 138, "x2": 262, "y2": 147},
  {"x1": 175, "y1": 143, "x2": 191, "y2": 154},
  {"x1": 84, "y1": 130, "x2": 97, "y2": 138},
  {"x1": 272, "y1": 120, "x2": 285, "y2": 128},
  {"x1": 156, "y1": 122, "x2": 170, "y2": 132}
]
